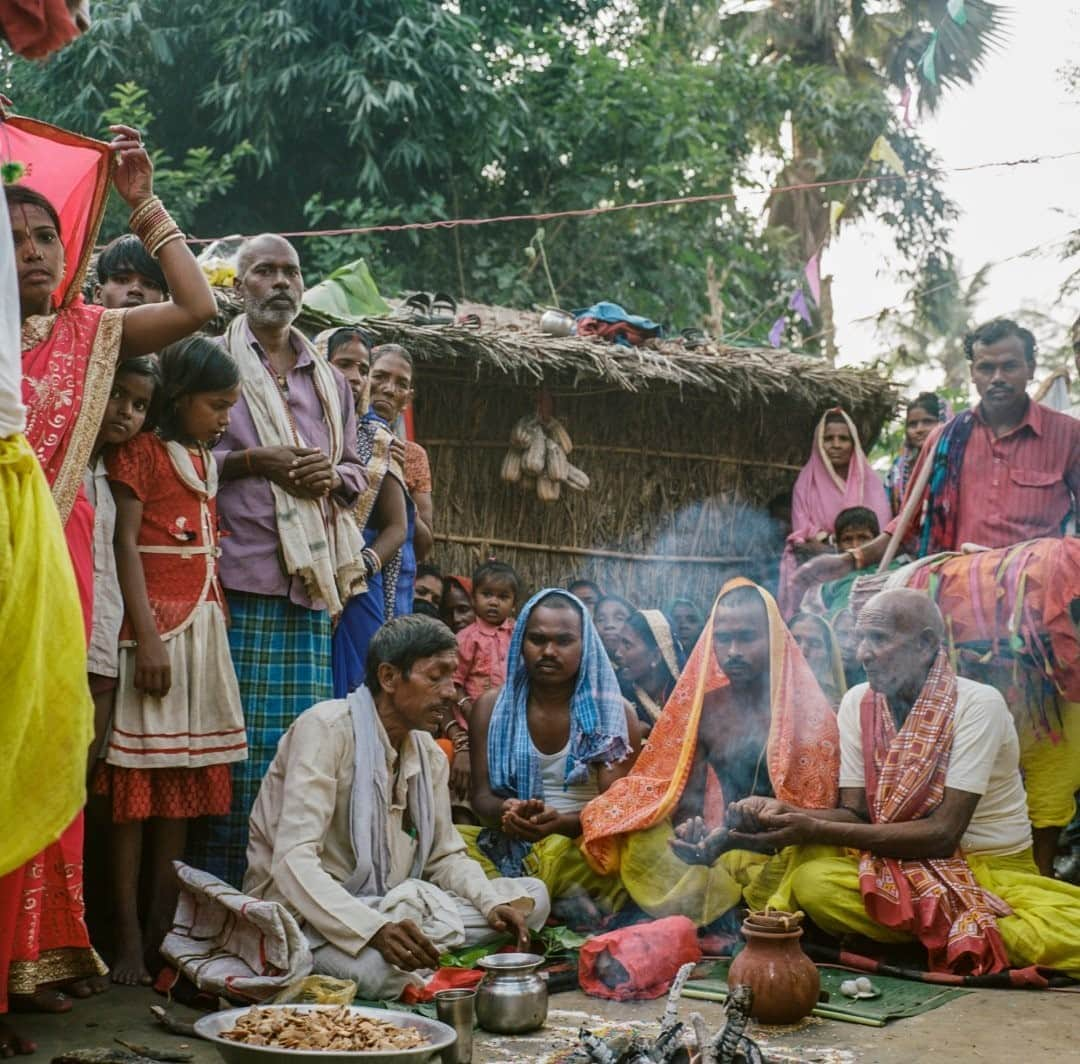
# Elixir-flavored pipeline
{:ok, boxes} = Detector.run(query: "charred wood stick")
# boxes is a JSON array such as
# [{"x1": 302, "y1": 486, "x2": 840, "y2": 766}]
[
  {"x1": 53, "y1": 1052, "x2": 157, "y2": 1064},
  {"x1": 577, "y1": 1028, "x2": 618, "y2": 1064},
  {"x1": 114, "y1": 1041, "x2": 193, "y2": 1062},
  {"x1": 148, "y1": 1006, "x2": 198, "y2": 1038}
]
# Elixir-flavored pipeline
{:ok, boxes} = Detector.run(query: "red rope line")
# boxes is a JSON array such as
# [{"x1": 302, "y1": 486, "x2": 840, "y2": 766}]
[{"x1": 184, "y1": 148, "x2": 1080, "y2": 245}]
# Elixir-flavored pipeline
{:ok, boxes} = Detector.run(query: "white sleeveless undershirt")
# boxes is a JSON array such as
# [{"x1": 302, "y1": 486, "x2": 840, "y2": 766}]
[{"x1": 535, "y1": 739, "x2": 601, "y2": 814}]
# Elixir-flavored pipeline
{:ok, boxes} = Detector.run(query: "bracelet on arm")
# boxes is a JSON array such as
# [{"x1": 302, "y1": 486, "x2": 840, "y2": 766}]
[
  {"x1": 129, "y1": 195, "x2": 185, "y2": 258},
  {"x1": 361, "y1": 547, "x2": 382, "y2": 578}
]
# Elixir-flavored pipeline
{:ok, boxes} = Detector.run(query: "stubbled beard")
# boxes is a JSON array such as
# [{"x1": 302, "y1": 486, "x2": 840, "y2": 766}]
[{"x1": 247, "y1": 301, "x2": 298, "y2": 328}]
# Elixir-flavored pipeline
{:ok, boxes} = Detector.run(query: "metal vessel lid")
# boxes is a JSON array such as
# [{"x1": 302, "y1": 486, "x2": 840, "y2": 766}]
[{"x1": 476, "y1": 952, "x2": 544, "y2": 972}]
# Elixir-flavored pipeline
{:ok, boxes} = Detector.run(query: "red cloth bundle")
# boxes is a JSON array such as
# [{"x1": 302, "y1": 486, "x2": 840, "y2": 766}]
[
  {"x1": 400, "y1": 966, "x2": 484, "y2": 1004},
  {"x1": 0, "y1": 0, "x2": 82, "y2": 59},
  {"x1": 575, "y1": 317, "x2": 655, "y2": 347},
  {"x1": 578, "y1": 916, "x2": 701, "y2": 1001}
]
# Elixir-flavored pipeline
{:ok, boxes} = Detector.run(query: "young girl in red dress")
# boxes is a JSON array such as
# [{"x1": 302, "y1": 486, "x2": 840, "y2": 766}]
[{"x1": 95, "y1": 337, "x2": 248, "y2": 985}]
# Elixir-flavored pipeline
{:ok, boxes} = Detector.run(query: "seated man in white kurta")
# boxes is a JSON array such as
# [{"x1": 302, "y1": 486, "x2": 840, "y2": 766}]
[{"x1": 244, "y1": 615, "x2": 550, "y2": 998}]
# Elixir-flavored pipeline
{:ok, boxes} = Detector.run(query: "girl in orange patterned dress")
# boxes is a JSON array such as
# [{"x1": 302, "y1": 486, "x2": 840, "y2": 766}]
[{"x1": 95, "y1": 337, "x2": 247, "y2": 985}]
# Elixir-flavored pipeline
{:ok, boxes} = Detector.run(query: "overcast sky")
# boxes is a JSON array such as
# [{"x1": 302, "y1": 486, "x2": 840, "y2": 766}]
[{"x1": 828, "y1": 0, "x2": 1080, "y2": 385}]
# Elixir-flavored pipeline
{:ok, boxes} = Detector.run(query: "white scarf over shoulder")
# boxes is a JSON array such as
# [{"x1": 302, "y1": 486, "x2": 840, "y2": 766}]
[
  {"x1": 225, "y1": 315, "x2": 365, "y2": 615},
  {"x1": 344, "y1": 686, "x2": 436, "y2": 899}
]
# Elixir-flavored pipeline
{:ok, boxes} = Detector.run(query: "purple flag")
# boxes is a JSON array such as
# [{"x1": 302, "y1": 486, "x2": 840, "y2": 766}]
[
  {"x1": 900, "y1": 85, "x2": 913, "y2": 127},
  {"x1": 768, "y1": 316, "x2": 786, "y2": 348},
  {"x1": 789, "y1": 288, "x2": 812, "y2": 325},
  {"x1": 805, "y1": 254, "x2": 822, "y2": 305}
]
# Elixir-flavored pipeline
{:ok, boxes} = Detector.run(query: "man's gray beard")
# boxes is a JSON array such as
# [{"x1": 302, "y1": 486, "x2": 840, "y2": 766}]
[{"x1": 247, "y1": 303, "x2": 299, "y2": 329}]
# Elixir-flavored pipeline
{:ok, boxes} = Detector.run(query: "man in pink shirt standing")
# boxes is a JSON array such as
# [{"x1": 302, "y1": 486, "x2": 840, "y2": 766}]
[{"x1": 798, "y1": 318, "x2": 1080, "y2": 585}]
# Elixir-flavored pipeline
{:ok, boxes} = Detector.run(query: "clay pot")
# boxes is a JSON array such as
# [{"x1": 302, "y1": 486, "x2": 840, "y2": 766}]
[{"x1": 727, "y1": 918, "x2": 820, "y2": 1026}]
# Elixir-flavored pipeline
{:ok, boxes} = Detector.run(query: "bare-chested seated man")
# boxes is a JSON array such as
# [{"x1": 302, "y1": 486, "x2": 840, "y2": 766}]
[
  {"x1": 732, "y1": 590, "x2": 1080, "y2": 977},
  {"x1": 581, "y1": 579, "x2": 839, "y2": 928}
]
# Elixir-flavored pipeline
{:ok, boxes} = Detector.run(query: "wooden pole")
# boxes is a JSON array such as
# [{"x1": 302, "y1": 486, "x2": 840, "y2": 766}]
[
  {"x1": 433, "y1": 532, "x2": 752, "y2": 565},
  {"x1": 878, "y1": 448, "x2": 934, "y2": 571},
  {"x1": 421, "y1": 438, "x2": 802, "y2": 473}
]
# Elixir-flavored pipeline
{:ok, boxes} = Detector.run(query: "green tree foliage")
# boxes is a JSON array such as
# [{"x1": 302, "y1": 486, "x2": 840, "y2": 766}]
[
  {"x1": 875, "y1": 256, "x2": 990, "y2": 389},
  {"x1": 715, "y1": 1, "x2": 1008, "y2": 110},
  {"x1": 707, "y1": 1, "x2": 1004, "y2": 355},
  {"x1": 97, "y1": 81, "x2": 252, "y2": 234},
  {"x1": 4, "y1": 0, "x2": 990, "y2": 346}
]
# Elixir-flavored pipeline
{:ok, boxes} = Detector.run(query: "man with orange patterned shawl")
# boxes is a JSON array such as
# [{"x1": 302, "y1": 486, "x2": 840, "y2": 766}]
[
  {"x1": 731, "y1": 590, "x2": 1080, "y2": 977},
  {"x1": 580, "y1": 580, "x2": 840, "y2": 927}
]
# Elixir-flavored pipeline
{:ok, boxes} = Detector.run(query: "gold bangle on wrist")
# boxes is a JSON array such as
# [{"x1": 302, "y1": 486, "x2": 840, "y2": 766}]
[
  {"x1": 128, "y1": 195, "x2": 159, "y2": 228},
  {"x1": 130, "y1": 195, "x2": 184, "y2": 257},
  {"x1": 150, "y1": 231, "x2": 185, "y2": 256}
]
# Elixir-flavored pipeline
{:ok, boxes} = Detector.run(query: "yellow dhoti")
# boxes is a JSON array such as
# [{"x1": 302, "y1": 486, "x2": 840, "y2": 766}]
[
  {"x1": 458, "y1": 825, "x2": 626, "y2": 912},
  {"x1": 747, "y1": 845, "x2": 1080, "y2": 977},
  {"x1": 1016, "y1": 698, "x2": 1080, "y2": 829},
  {"x1": 619, "y1": 820, "x2": 766, "y2": 925},
  {"x1": 580, "y1": 581, "x2": 841, "y2": 930}
]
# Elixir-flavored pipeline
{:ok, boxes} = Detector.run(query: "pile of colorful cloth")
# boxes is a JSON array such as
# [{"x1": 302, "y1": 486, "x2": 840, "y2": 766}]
[{"x1": 573, "y1": 301, "x2": 662, "y2": 347}]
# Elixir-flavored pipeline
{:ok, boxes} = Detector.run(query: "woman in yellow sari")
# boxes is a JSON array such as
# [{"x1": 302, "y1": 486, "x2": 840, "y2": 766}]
[
  {"x1": 2, "y1": 116, "x2": 214, "y2": 1016},
  {"x1": 580, "y1": 579, "x2": 839, "y2": 927}
]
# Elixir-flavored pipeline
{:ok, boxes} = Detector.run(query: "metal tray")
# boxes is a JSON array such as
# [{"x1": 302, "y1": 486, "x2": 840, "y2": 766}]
[{"x1": 194, "y1": 1004, "x2": 456, "y2": 1064}]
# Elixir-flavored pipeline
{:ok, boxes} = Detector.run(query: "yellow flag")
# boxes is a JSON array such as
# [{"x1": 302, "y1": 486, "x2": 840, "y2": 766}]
[
  {"x1": 829, "y1": 201, "x2": 845, "y2": 237},
  {"x1": 870, "y1": 135, "x2": 906, "y2": 178}
]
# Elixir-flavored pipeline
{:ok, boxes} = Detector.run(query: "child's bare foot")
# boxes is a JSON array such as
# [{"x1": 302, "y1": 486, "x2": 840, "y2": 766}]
[
  {"x1": 67, "y1": 974, "x2": 110, "y2": 996},
  {"x1": 8, "y1": 988, "x2": 71, "y2": 1013},
  {"x1": 0, "y1": 1020, "x2": 36, "y2": 1057},
  {"x1": 110, "y1": 940, "x2": 151, "y2": 987}
]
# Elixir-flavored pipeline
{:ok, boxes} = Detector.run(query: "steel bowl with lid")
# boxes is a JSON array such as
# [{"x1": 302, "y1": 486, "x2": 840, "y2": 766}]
[{"x1": 194, "y1": 1004, "x2": 456, "y2": 1064}]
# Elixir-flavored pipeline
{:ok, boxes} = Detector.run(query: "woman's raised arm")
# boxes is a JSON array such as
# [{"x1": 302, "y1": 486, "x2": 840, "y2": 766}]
[{"x1": 106, "y1": 126, "x2": 216, "y2": 359}]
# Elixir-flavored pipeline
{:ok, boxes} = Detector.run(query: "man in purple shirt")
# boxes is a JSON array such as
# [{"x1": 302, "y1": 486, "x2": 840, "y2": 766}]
[{"x1": 188, "y1": 234, "x2": 367, "y2": 887}]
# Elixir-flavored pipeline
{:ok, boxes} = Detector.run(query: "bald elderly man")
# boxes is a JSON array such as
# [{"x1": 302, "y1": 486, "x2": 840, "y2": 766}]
[
  {"x1": 188, "y1": 234, "x2": 367, "y2": 888},
  {"x1": 728, "y1": 589, "x2": 1080, "y2": 978}
]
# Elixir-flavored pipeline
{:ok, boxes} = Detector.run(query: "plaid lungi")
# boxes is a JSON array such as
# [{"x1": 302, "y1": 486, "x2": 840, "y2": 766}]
[{"x1": 186, "y1": 591, "x2": 332, "y2": 888}]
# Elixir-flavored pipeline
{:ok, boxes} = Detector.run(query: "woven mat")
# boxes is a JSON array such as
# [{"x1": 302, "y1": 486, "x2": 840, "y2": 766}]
[{"x1": 683, "y1": 961, "x2": 969, "y2": 1028}]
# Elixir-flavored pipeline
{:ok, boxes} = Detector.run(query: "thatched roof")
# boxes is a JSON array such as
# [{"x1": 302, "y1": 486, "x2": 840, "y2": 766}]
[
  {"x1": 208, "y1": 289, "x2": 899, "y2": 605},
  {"x1": 210, "y1": 289, "x2": 896, "y2": 416}
]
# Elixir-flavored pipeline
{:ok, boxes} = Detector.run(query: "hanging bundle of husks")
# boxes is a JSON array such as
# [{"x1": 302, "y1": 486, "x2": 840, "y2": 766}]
[{"x1": 501, "y1": 414, "x2": 590, "y2": 503}]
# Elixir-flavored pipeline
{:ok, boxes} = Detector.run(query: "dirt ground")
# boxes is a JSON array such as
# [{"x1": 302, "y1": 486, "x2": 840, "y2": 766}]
[{"x1": 11, "y1": 982, "x2": 1079, "y2": 1063}]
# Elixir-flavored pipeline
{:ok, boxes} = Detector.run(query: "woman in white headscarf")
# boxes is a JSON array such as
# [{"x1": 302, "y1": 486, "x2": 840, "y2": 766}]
[{"x1": 614, "y1": 609, "x2": 686, "y2": 736}]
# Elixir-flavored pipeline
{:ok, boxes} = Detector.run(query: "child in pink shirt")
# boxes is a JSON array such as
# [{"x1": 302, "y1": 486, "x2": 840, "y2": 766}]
[
  {"x1": 454, "y1": 560, "x2": 519, "y2": 703},
  {"x1": 445, "y1": 562, "x2": 519, "y2": 816}
]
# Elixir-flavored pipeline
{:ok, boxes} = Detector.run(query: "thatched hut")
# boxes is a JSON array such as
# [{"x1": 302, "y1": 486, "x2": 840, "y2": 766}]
[{"x1": 211, "y1": 295, "x2": 897, "y2": 606}]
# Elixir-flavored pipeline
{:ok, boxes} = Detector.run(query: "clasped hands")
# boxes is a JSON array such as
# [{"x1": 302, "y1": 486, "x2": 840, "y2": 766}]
[
  {"x1": 499, "y1": 798, "x2": 562, "y2": 843},
  {"x1": 259, "y1": 446, "x2": 341, "y2": 499},
  {"x1": 669, "y1": 797, "x2": 816, "y2": 865}
]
